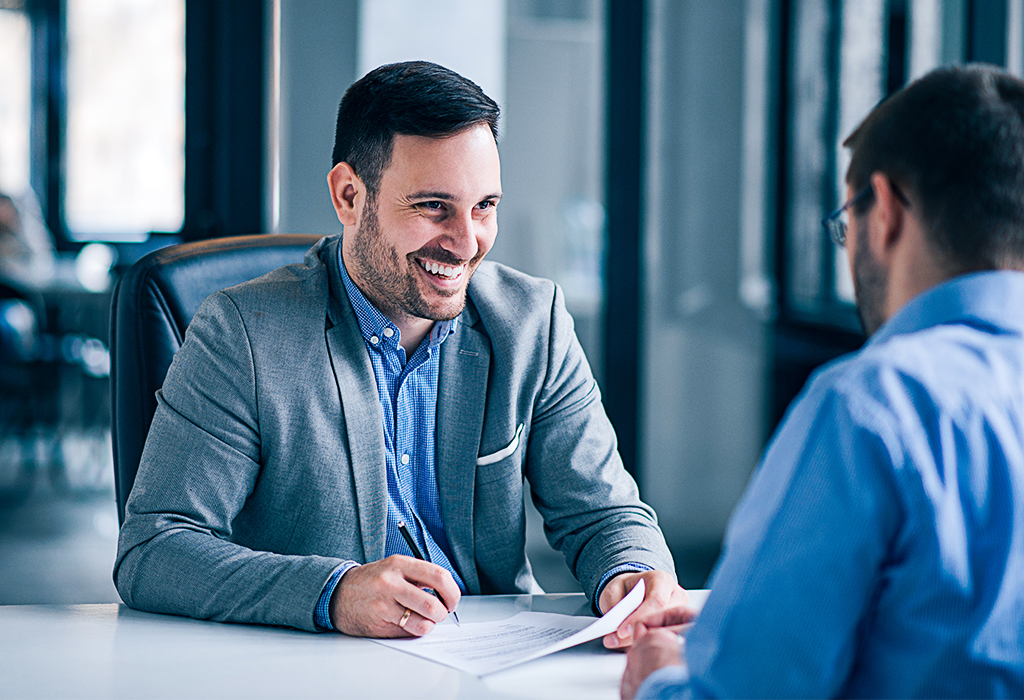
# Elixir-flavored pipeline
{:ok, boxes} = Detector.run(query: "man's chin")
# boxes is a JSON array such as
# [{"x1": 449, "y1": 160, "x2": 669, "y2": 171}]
[
  {"x1": 421, "y1": 298, "x2": 467, "y2": 322},
  {"x1": 408, "y1": 288, "x2": 468, "y2": 323}
]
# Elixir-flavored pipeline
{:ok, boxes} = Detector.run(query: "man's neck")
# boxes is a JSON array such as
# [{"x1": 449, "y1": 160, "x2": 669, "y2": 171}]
[
  {"x1": 356, "y1": 289, "x2": 434, "y2": 354},
  {"x1": 394, "y1": 316, "x2": 434, "y2": 355},
  {"x1": 884, "y1": 223, "x2": 952, "y2": 323}
]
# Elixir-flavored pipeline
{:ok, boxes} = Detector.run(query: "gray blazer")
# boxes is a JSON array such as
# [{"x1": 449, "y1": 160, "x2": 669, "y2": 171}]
[{"x1": 115, "y1": 235, "x2": 673, "y2": 631}]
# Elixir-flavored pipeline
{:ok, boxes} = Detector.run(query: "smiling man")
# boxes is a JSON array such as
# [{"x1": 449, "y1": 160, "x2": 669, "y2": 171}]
[{"x1": 115, "y1": 61, "x2": 684, "y2": 638}]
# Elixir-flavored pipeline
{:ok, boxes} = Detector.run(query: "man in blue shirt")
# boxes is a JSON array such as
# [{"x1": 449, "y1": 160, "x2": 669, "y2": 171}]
[
  {"x1": 619, "y1": 64, "x2": 1024, "y2": 698},
  {"x1": 116, "y1": 61, "x2": 686, "y2": 637}
]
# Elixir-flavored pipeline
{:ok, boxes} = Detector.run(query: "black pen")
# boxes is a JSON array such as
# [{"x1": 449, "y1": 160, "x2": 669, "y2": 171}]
[{"x1": 397, "y1": 521, "x2": 460, "y2": 626}]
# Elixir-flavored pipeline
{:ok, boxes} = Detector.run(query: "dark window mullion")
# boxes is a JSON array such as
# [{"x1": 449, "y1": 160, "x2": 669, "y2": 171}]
[
  {"x1": 27, "y1": 0, "x2": 66, "y2": 246},
  {"x1": 821, "y1": 0, "x2": 842, "y2": 310},
  {"x1": 967, "y1": 0, "x2": 1008, "y2": 65},
  {"x1": 603, "y1": 0, "x2": 645, "y2": 479}
]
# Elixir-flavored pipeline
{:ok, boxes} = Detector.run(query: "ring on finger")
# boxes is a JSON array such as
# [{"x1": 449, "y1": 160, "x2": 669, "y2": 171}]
[{"x1": 398, "y1": 608, "x2": 412, "y2": 629}]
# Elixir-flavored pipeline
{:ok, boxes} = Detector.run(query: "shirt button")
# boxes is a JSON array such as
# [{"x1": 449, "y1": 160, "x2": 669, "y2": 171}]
[
  {"x1": 401, "y1": 454, "x2": 410, "y2": 465},
  {"x1": 370, "y1": 335, "x2": 379, "y2": 345},
  {"x1": 383, "y1": 327, "x2": 394, "y2": 338}
]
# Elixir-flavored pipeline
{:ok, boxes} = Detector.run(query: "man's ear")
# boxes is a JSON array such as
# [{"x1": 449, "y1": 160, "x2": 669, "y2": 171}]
[
  {"x1": 866, "y1": 171, "x2": 906, "y2": 263},
  {"x1": 328, "y1": 162, "x2": 364, "y2": 227}
]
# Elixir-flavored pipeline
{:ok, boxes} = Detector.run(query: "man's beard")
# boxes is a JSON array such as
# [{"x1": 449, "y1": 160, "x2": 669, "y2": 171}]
[
  {"x1": 852, "y1": 234, "x2": 889, "y2": 336},
  {"x1": 347, "y1": 199, "x2": 479, "y2": 323}
]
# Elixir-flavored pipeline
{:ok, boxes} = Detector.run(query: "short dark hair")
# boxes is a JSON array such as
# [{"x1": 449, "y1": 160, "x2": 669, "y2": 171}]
[
  {"x1": 331, "y1": 61, "x2": 500, "y2": 195},
  {"x1": 844, "y1": 63, "x2": 1024, "y2": 271}
]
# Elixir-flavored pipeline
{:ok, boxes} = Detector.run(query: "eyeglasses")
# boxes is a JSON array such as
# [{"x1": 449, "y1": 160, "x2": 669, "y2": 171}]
[{"x1": 822, "y1": 185, "x2": 873, "y2": 247}]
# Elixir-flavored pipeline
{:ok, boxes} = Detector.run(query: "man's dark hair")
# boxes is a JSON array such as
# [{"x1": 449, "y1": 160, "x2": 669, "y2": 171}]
[
  {"x1": 332, "y1": 61, "x2": 500, "y2": 195},
  {"x1": 845, "y1": 63, "x2": 1024, "y2": 271}
]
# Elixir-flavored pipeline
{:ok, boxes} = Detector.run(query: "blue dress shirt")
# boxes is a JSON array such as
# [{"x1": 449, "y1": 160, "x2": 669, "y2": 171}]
[
  {"x1": 314, "y1": 253, "x2": 466, "y2": 629},
  {"x1": 316, "y1": 247, "x2": 650, "y2": 629},
  {"x1": 639, "y1": 271, "x2": 1024, "y2": 698}
]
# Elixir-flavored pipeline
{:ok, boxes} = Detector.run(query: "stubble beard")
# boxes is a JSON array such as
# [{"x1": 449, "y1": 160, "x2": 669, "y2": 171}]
[
  {"x1": 348, "y1": 199, "x2": 478, "y2": 323},
  {"x1": 852, "y1": 232, "x2": 889, "y2": 337}
]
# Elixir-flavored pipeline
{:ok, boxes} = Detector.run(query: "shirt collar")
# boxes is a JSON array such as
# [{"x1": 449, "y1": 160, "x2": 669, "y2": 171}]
[
  {"x1": 867, "y1": 270, "x2": 1024, "y2": 348},
  {"x1": 337, "y1": 242, "x2": 458, "y2": 352}
]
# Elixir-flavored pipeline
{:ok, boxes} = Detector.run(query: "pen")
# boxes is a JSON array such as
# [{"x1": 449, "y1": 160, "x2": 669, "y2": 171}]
[{"x1": 397, "y1": 521, "x2": 460, "y2": 626}]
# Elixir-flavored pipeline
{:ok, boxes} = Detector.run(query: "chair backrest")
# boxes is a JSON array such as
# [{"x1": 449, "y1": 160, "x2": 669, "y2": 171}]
[{"x1": 109, "y1": 234, "x2": 323, "y2": 524}]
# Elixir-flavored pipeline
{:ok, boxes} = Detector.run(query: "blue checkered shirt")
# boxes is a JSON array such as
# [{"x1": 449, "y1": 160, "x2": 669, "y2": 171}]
[
  {"x1": 314, "y1": 248, "x2": 649, "y2": 629},
  {"x1": 314, "y1": 252, "x2": 467, "y2": 630}
]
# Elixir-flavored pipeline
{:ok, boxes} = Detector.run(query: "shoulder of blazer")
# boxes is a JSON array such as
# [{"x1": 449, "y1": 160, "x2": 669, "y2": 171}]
[
  {"x1": 215, "y1": 235, "x2": 335, "y2": 321},
  {"x1": 466, "y1": 261, "x2": 559, "y2": 339}
]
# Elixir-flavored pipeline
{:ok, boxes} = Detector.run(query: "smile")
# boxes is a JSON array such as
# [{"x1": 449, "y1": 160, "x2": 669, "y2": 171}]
[{"x1": 417, "y1": 259, "x2": 465, "y2": 280}]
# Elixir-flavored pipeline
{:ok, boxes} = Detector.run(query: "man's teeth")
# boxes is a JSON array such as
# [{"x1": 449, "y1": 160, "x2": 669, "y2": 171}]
[{"x1": 419, "y1": 260, "x2": 464, "y2": 279}]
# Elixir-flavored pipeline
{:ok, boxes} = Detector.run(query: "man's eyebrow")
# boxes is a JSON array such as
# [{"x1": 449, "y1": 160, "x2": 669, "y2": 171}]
[
  {"x1": 406, "y1": 191, "x2": 503, "y2": 201},
  {"x1": 406, "y1": 191, "x2": 454, "y2": 201}
]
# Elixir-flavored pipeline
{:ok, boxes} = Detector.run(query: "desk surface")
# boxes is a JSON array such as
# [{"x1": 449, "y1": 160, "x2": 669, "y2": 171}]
[{"x1": 0, "y1": 591, "x2": 710, "y2": 700}]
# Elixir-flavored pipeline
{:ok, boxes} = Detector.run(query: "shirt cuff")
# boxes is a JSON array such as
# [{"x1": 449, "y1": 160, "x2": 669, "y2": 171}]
[
  {"x1": 314, "y1": 561, "x2": 361, "y2": 631},
  {"x1": 595, "y1": 562, "x2": 653, "y2": 613},
  {"x1": 636, "y1": 663, "x2": 691, "y2": 700}
]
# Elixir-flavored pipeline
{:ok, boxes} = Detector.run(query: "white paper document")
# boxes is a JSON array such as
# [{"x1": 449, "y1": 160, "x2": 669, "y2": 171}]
[{"x1": 373, "y1": 579, "x2": 646, "y2": 676}]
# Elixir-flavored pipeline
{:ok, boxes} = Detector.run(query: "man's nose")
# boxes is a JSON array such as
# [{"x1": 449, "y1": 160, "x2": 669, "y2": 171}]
[{"x1": 441, "y1": 211, "x2": 481, "y2": 261}]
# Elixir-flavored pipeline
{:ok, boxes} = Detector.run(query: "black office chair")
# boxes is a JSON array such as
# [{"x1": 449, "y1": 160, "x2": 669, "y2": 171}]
[{"x1": 109, "y1": 234, "x2": 323, "y2": 524}]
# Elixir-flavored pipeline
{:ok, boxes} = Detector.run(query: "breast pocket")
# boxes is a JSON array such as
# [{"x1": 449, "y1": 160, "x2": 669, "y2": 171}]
[{"x1": 476, "y1": 423, "x2": 524, "y2": 466}]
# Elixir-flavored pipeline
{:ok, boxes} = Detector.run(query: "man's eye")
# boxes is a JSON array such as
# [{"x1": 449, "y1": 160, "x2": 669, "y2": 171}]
[
  {"x1": 420, "y1": 201, "x2": 444, "y2": 210},
  {"x1": 478, "y1": 200, "x2": 496, "y2": 209}
]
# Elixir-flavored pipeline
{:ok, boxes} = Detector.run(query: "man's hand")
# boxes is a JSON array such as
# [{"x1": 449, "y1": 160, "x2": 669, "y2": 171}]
[
  {"x1": 329, "y1": 555, "x2": 461, "y2": 638},
  {"x1": 620, "y1": 622, "x2": 687, "y2": 700},
  {"x1": 600, "y1": 570, "x2": 689, "y2": 649}
]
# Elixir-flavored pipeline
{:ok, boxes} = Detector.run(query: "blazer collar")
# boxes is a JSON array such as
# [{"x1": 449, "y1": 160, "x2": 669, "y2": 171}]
[
  {"x1": 321, "y1": 234, "x2": 389, "y2": 563},
  {"x1": 436, "y1": 293, "x2": 490, "y2": 595}
]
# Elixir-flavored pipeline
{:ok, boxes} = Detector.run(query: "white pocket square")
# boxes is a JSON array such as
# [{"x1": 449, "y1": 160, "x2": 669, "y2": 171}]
[{"x1": 476, "y1": 423, "x2": 524, "y2": 466}]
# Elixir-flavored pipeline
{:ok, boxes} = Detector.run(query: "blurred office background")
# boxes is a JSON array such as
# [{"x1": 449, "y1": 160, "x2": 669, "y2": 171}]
[{"x1": 0, "y1": 0, "x2": 1019, "y2": 604}]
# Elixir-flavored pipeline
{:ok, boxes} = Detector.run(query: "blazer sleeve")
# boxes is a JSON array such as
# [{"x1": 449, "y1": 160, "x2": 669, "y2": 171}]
[
  {"x1": 113, "y1": 290, "x2": 343, "y2": 631},
  {"x1": 524, "y1": 283, "x2": 675, "y2": 601}
]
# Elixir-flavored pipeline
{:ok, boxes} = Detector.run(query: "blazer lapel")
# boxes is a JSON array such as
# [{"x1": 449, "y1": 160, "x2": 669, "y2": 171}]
[
  {"x1": 322, "y1": 238, "x2": 388, "y2": 564},
  {"x1": 437, "y1": 302, "x2": 490, "y2": 595}
]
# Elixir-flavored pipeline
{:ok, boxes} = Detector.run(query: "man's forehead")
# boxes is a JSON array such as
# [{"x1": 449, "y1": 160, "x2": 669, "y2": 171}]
[
  {"x1": 389, "y1": 127, "x2": 498, "y2": 159},
  {"x1": 382, "y1": 127, "x2": 501, "y2": 197}
]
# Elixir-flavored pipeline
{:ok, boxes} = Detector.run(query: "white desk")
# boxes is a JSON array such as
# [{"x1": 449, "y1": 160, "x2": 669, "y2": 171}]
[{"x1": 0, "y1": 591, "x2": 710, "y2": 699}]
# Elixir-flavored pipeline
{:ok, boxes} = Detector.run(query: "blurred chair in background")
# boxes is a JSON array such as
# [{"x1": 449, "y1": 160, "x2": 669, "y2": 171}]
[
  {"x1": 0, "y1": 280, "x2": 55, "y2": 505},
  {"x1": 0, "y1": 190, "x2": 55, "y2": 288},
  {"x1": 0, "y1": 188, "x2": 119, "y2": 502},
  {"x1": 0, "y1": 189, "x2": 56, "y2": 504}
]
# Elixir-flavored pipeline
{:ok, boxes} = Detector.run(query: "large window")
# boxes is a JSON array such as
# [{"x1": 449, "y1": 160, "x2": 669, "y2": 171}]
[
  {"x1": 65, "y1": 0, "x2": 185, "y2": 240},
  {"x1": 0, "y1": 5, "x2": 31, "y2": 196},
  {"x1": 782, "y1": 0, "x2": 1018, "y2": 330},
  {"x1": 0, "y1": 0, "x2": 185, "y2": 244}
]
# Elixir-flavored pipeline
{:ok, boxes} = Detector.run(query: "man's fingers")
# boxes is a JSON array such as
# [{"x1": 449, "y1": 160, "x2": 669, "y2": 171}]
[
  {"x1": 388, "y1": 606, "x2": 436, "y2": 637},
  {"x1": 615, "y1": 599, "x2": 659, "y2": 635},
  {"x1": 394, "y1": 584, "x2": 450, "y2": 624},
  {"x1": 630, "y1": 604, "x2": 696, "y2": 630},
  {"x1": 397, "y1": 608, "x2": 412, "y2": 629},
  {"x1": 394, "y1": 557, "x2": 462, "y2": 611},
  {"x1": 605, "y1": 604, "x2": 696, "y2": 649},
  {"x1": 620, "y1": 628, "x2": 686, "y2": 699},
  {"x1": 330, "y1": 556, "x2": 462, "y2": 637}
]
